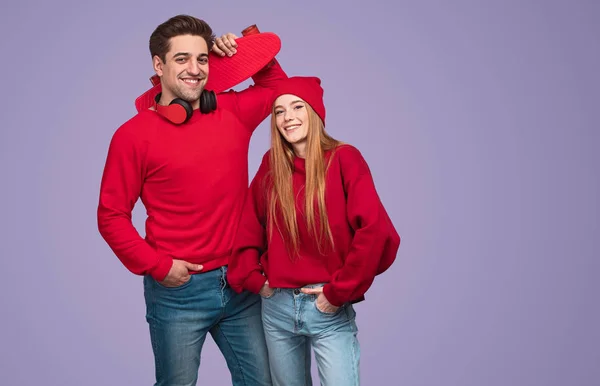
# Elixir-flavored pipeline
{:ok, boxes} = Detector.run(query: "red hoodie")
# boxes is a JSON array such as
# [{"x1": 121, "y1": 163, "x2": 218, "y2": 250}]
[
  {"x1": 97, "y1": 61, "x2": 287, "y2": 282},
  {"x1": 228, "y1": 144, "x2": 400, "y2": 306}
]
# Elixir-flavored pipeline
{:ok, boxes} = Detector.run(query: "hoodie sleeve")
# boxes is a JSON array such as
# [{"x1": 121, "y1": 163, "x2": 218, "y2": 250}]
[
  {"x1": 322, "y1": 145, "x2": 400, "y2": 306},
  {"x1": 228, "y1": 152, "x2": 271, "y2": 293},
  {"x1": 97, "y1": 122, "x2": 173, "y2": 281},
  {"x1": 219, "y1": 59, "x2": 287, "y2": 133}
]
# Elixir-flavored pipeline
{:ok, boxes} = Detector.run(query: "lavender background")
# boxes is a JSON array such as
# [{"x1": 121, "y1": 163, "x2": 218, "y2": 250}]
[{"x1": 1, "y1": 0, "x2": 598, "y2": 385}]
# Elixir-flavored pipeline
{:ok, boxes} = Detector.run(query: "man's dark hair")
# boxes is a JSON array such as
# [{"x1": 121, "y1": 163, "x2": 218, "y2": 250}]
[{"x1": 149, "y1": 15, "x2": 216, "y2": 62}]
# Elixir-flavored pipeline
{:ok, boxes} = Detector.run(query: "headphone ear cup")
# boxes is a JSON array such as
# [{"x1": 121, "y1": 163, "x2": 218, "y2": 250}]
[
  {"x1": 154, "y1": 93, "x2": 193, "y2": 124},
  {"x1": 170, "y1": 98, "x2": 194, "y2": 123},
  {"x1": 199, "y1": 90, "x2": 217, "y2": 114}
]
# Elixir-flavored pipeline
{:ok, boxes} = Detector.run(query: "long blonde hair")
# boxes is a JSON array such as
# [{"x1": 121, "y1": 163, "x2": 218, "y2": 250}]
[{"x1": 267, "y1": 102, "x2": 342, "y2": 258}]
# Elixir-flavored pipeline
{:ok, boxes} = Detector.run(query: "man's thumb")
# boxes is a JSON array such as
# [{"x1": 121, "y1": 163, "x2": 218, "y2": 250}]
[{"x1": 186, "y1": 262, "x2": 203, "y2": 271}]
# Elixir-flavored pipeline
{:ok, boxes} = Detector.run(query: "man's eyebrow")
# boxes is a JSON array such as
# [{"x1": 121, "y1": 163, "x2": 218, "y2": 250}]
[{"x1": 173, "y1": 52, "x2": 208, "y2": 58}]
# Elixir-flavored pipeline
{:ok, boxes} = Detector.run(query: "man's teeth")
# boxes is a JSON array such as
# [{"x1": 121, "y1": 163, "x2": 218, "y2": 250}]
[{"x1": 183, "y1": 79, "x2": 199, "y2": 83}]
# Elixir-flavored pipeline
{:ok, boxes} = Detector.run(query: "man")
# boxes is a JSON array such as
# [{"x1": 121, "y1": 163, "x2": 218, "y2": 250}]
[{"x1": 97, "y1": 14, "x2": 287, "y2": 386}]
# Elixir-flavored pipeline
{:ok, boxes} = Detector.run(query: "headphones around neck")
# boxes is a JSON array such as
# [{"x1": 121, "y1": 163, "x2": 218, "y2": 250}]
[{"x1": 154, "y1": 89, "x2": 217, "y2": 125}]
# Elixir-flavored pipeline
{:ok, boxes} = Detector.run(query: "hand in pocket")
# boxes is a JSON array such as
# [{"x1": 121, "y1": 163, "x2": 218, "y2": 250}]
[
  {"x1": 259, "y1": 280, "x2": 275, "y2": 298},
  {"x1": 302, "y1": 286, "x2": 339, "y2": 313}
]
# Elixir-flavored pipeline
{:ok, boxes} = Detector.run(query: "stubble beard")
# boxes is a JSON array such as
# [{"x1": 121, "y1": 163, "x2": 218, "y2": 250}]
[{"x1": 172, "y1": 82, "x2": 204, "y2": 102}]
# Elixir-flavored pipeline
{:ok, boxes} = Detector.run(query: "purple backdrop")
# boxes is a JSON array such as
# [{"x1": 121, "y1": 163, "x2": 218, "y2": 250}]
[{"x1": 1, "y1": 0, "x2": 598, "y2": 385}]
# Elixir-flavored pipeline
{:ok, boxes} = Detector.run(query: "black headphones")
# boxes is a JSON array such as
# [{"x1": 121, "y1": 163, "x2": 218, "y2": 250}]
[{"x1": 154, "y1": 89, "x2": 217, "y2": 124}]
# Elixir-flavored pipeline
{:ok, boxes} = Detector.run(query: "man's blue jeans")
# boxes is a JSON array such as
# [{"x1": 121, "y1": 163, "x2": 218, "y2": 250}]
[
  {"x1": 143, "y1": 266, "x2": 271, "y2": 386},
  {"x1": 261, "y1": 285, "x2": 361, "y2": 386}
]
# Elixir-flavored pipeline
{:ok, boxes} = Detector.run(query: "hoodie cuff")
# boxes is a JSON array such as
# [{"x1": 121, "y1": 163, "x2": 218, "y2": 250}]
[
  {"x1": 244, "y1": 271, "x2": 268, "y2": 294},
  {"x1": 322, "y1": 284, "x2": 345, "y2": 307},
  {"x1": 149, "y1": 253, "x2": 174, "y2": 282}
]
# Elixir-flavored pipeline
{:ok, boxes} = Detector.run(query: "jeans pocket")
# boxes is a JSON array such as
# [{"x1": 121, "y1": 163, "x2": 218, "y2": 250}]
[
  {"x1": 154, "y1": 275, "x2": 194, "y2": 290},
  {"x1": 260, "y1": 288, "x2": 278, "y2": 299},
  {"x1": 314, "y1": 300, "x2": 344, "y2": 316}
]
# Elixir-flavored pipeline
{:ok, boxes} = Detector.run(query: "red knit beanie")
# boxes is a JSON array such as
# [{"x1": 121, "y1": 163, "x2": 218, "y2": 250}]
[{"x1": 271, "y1": 76, "x2": 326, "y2": 125}]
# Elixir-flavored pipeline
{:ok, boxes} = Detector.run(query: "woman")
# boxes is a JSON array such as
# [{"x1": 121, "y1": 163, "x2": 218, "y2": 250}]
[{"x1": 227, "y1": 76, "x2": 400, "y2": 385}]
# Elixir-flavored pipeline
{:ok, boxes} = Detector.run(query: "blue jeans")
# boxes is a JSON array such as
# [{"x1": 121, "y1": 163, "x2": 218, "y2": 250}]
[
  {"x1": 261, "y1": 284, "x2": 360, "y2": 386},
  {"x1": 143, "y1": 266, "x2": 271, "y2": 386}
]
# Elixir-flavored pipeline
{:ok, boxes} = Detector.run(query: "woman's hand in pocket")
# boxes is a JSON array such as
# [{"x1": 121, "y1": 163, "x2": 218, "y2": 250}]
[{"x1": 302, "y1": 286, "x2": 339, "y2": 313}]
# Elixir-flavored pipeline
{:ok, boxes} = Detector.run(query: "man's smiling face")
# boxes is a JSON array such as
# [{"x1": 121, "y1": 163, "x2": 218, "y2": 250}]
[{"x1": 153, "y1": 34, "x2": 210, "y2": 110}]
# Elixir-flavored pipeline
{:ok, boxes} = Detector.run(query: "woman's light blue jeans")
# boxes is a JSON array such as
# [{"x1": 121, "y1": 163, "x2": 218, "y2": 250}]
[{"x1": 261, "y1": 284, "x2": 360, "y2": 386}]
